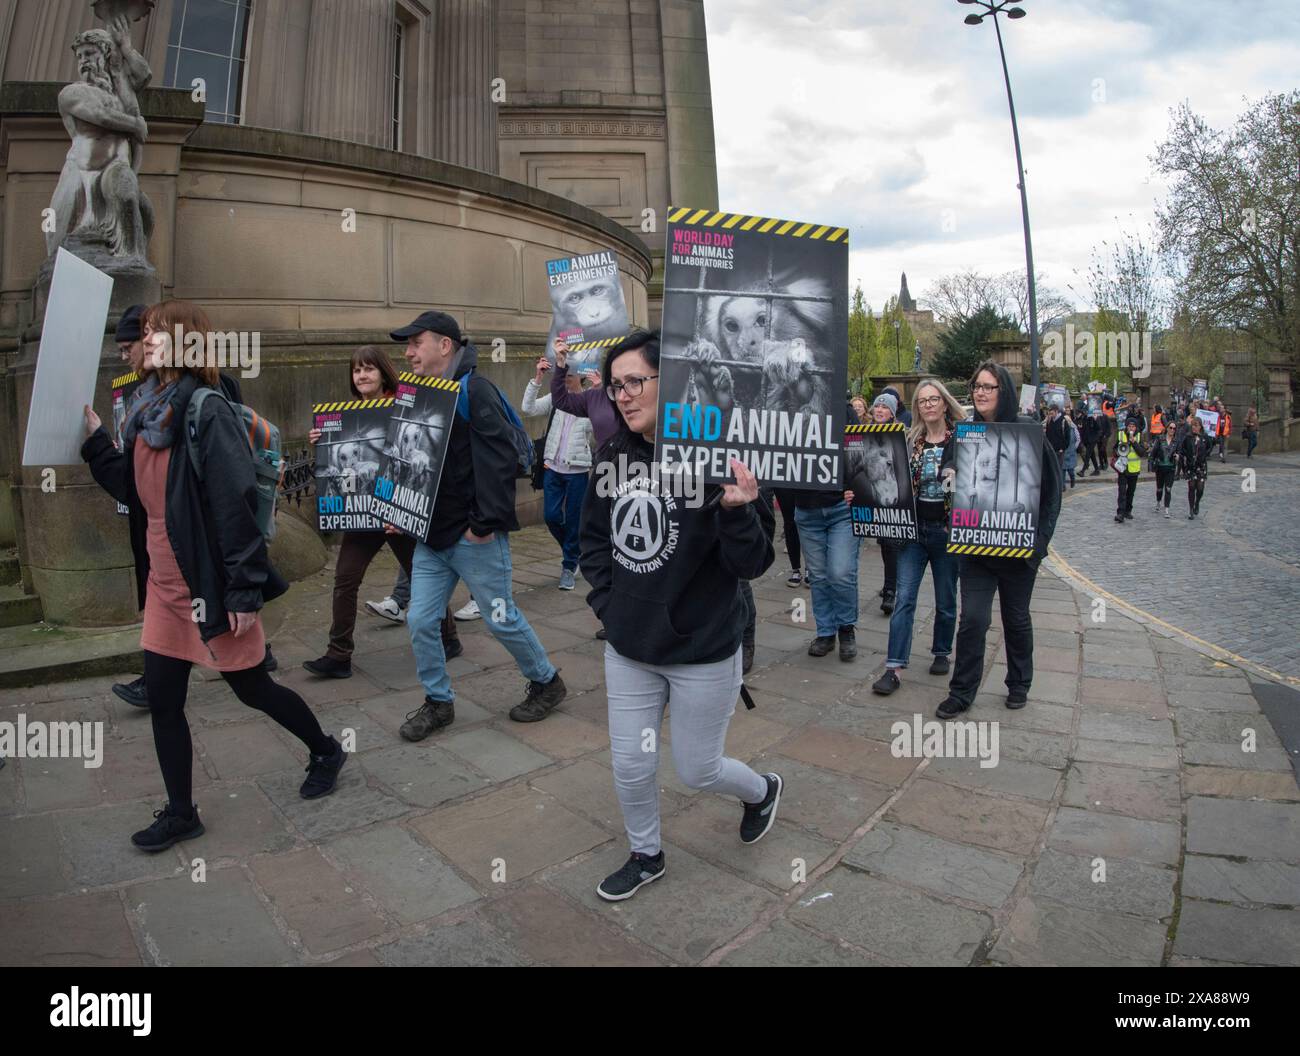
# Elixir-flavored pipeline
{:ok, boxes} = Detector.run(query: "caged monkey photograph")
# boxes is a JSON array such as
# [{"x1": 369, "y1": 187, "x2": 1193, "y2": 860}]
[
  {"x1": 661, "y1": 242, "x2": 840, "y2": 426},
  {"x1": 381, "y1": 409, "x2": 448, "y2": 496},
  {"x1": 318, "y1": 421, "x2": 386, "y2": 501}
]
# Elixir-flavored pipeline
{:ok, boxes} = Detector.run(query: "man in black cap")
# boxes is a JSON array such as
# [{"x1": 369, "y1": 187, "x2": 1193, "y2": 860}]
[
  {"x1": 390, "y1": 311, "x2": 566, "y2": 740},
  {"x1": 110, "y1": 305, "x2": 277, "y2": 710}
]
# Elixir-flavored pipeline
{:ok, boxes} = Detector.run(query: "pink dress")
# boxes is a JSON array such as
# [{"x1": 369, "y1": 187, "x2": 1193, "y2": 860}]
[{"x1": 135, "y1": 443, "x2": 266, "y2": 671}]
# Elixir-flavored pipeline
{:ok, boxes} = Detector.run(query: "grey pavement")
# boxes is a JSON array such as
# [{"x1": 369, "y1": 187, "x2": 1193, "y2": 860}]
[{"x1": 1, "y1": 519, "x2": 1298, "y2": 967}]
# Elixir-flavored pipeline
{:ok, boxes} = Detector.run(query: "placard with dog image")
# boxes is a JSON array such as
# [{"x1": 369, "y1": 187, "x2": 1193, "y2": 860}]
[
  {"x1": 369, "y1": 373, "x2": 459, "y2": 540},
  {"x1": 655, "y1": 206, "x2": 848, "y2": 490},
  {"x1": 845, "y1": 423, "x2": 916, "y2": 541},
  {"x1": 312, "y1": 398, "x2": 393, "y2": 532},
  {"x1": 947, "y1": 421, "x2": 1042, "y2": 558},
  {"x1": 545, "y1": 250, "x2": 630, "y2": 366}
]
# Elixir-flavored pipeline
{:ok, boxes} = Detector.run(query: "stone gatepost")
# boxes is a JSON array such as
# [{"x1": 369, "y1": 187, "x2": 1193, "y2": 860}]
[
  {"x1": 1266, "y1": 362, "x2": 1294, "y2": 450},
  {"x1": 980, "y1": 330, "x2": 1030, "y2": 384}
]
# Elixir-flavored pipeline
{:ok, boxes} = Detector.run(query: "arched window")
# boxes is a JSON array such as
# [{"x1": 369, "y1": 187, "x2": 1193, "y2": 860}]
[{"x1": 164, "y1": 0, "x2": 253, "y2": 124}]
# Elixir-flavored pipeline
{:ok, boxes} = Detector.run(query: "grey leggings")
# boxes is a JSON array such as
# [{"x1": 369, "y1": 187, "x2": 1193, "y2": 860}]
[{"x1": 605, "y1": 643, "x2": 768, "y2": 856}]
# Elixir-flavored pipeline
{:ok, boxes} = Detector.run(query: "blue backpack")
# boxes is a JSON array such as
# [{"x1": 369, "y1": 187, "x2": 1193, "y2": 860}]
[{"x1": 455, "y1": 371, "x2": 535, "y2": 478}]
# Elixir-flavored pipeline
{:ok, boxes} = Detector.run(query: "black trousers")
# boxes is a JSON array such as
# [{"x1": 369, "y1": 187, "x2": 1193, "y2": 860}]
[
  {"x1": 1155, "y1": 466, "x2": 1175, "y2": 507},
  {"x1": 144, "y1": 650, "x2": 332, "y2": 814},
  {"x1": 1188, "y1": 473, "x2": 1205, "y2": 514},
  {"x1": 768, "y1": 487, "x2": 802, "y2": 570},
  {"x1": 1082, "y1": 442, "x2": 1102, "y2": 472},
  {"x1": 948, "y1": 555, "x2": 1040, "y2": 708},
  {"x1": 1116, "y1": 472, "x2": 1138, "y2": 516}
]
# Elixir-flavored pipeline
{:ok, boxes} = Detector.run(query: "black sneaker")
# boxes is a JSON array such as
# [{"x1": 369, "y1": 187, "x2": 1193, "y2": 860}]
[
  {"x1": 838, "y1": 626, "x2": 857, "y2": 662},
  {"x1": 1006, "y1": 688, "x2": 1028, "y2": 709},
  {"x1": 929, "y1": 655, "x2": 950, "y2": 676},
  {"x1": 880, "y1": 591, "x2": 895, "y2": 615},
  {"x1": 510, "y1": 672, "x2": 567, "y2": 723},
  {"x1": 300, "y1": 737, "x2": 346, "y2": 799},
  {"x1": 872, "y1": 669, "x2": 900, "y2": 695},
  {"x1": 596, "y1": 851, "x2": 666, "y2": 902},
  {"x1": 742, "y1": 641, "x2": 755, "y2": 674},
  {"x1": 303, "y1": 655, "x2": 352, "y2": 678},
  {"x1": 787, "y1": 569, "x2": 802, "y2": 587},
  {"x1": 936, "y1": 696, "x2": 970, "y2": 720},
  {"x1": 400, "y1": 697, "x2": 454, "y2": 741},
  {"x1": 740, "y1": 773, "x2": 783, "y2": 844},
  {"x1": 112, "y1": 675, "x2": 149, "y2": 709},
  {"x1": 263, "y1": 645, "x2": 278, "y2": 672},
  {"x1": 808, "y1": 636, "x2": 835, "y2": 657},
  {"x1": 443, "y1": 636, "x2": 464, "y2": 661},
  {"x1": 131, "y1": 804, "x2": 204, "y2": 852}
]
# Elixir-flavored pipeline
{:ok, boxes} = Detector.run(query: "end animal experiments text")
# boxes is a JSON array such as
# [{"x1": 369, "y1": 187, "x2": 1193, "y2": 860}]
[
  {"x1": 545, "y1": 251, "x2": 630, "y2": 362},
  {"x1": 845, "y1": 425, "x2": 917, "y2": 541},
  {"x1": 656, "y1": 210, "x2": 848, "y2": 489},
  {"x1": 314, "y1": 400, "x2": 392, "y2": 531},
  {"x1": 370, "y1": 375, "x2": 457, "y2": 540},
  {"x1": 948, "y1": 422, "x2": 1041, "y2": 555}
]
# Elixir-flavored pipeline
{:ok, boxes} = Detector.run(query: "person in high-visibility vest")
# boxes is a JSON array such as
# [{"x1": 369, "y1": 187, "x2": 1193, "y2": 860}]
[
  {"x1": 1113, "y1": 419, "x2": 1147, "y2": 523},
  {"x1": 1150, "y1": 407, "x2": 1165, "y2": 436}
]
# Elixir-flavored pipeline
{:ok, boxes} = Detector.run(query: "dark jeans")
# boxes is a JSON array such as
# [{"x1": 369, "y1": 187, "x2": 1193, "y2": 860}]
[
  {"x1": 145, "y1": 650, "x2": 331, "y2": 813},
  {"x1": 886, "y1": 519, "x2": 958, "y2": 668},
  {"x1": 1116, "y1": 472, "x2": 1138, "y2": 517},
  {"x1": 1082, "y1": 442, "x2": 1102, "y2": 473},
  {"x1": 948, "y1": 555, "x2": 1040, "y2": 708},
  {"x1": 330, "y1": 532, "x2": 456, "y2": 659},
  {"x1": 879, "y1": 539, "x2": 898, "y2": 595},
  {"x1": 768, "y1": 487, "x2": 802, "y2": 570},
  {"x1": 1245, "y1": 430, "x2": 1258, "y2": 457},
  {"x1": 1155, "y1": 466, "x2": 1175, "y2": 507},
  {"x1": 543, "y1": 467, "x2": 588, "y2": 571}
]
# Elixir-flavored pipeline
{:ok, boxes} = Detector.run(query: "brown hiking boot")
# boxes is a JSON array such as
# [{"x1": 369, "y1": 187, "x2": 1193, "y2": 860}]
[
  {"x1": 509, "y1": 672, "x2": 566, "y2": 723},
  {"x1": 400, "y1": 697, "x2": 454, "y2": 741}
]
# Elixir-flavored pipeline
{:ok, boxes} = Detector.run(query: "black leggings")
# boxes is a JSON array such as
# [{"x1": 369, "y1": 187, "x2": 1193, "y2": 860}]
[
  {"x1": 770, "y1": 488, "x2": 802, "y2": 570},
  {"x1": 145, "y1": 650, "x2": 332, "y2": 813},
  {"x1": 1187, "y1": 474, "x2": 1205, "y2": 515}
]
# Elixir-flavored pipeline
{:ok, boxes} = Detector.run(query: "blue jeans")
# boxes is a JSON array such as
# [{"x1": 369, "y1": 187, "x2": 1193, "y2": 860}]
[
  {"x1": 543, "y1": 467, "x2": 588, "y2": 571},
  {"x1": 408, "y1": 533, "x2": 556, "y2": 702},
  {"x1": 887, "y1": 519, "x2": 958, "y2": 668},
  {"x1": 794, "y1": 503, "x2": 860, "y2": 637}
]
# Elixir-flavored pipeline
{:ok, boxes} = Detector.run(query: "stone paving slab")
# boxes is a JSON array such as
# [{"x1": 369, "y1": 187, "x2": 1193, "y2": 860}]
[{"x1": 3, "y1": 522, "x2": 1298, "y2": 966}]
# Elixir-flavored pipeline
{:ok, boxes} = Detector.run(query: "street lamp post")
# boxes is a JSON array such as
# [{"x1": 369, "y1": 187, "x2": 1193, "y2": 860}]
[
  {"x1": 893, "y1": 318, "x2": 901, "y2": 372},
  {"x1": 958, "y1": 0, "x2": 1040, "y2": 390}
]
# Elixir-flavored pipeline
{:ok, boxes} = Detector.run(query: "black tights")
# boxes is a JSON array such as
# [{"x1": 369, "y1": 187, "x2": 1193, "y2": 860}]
[
  {"x1": 145, "y1": 650, "x2": 332, "y2": 815},
  {"x1": 1187, "y1": 476, "x2": 1205, "y2": 515}
]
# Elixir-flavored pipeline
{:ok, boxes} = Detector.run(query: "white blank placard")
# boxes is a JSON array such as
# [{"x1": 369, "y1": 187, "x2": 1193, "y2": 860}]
[{"x1": 21, "y1": 248, "x2": 114, "y2": 466}]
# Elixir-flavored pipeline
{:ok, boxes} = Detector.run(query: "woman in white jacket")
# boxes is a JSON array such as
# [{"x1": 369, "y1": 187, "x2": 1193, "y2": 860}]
[{"x1": 522, "y1": 356, "x2": 596, "y2": 590}]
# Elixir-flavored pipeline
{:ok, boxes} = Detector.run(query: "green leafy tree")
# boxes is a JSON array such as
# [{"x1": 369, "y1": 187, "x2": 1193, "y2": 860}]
[
  {"x1": 847, "y1": 283, "x2": 870, "y2": 394},
  {"x1": 931, "y1": 305, "x2": 1014, "y2": 381},
  {"x1": 877, "y1": 295, "x2": 915, "y2": 377}
]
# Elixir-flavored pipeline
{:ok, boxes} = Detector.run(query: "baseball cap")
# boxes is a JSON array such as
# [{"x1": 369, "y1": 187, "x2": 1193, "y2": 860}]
[
  {"x1": 390, "y1": 310, "x2": 463, "y2": 345},
  {"x1": 115, "y1": 304, "x2": 146, "y2": 343}
]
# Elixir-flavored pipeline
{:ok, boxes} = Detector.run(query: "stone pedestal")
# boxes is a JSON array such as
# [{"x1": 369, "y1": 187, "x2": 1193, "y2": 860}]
[
  {"x1": 1221, "y1": 348, "x2": 1254, "y2": 422},
  {"x1": 871, "y1": 373, "x2": 923, "y2": 411},
  {"x1": 981, "y1": 331, "x2": 1030, "y2": 384}
]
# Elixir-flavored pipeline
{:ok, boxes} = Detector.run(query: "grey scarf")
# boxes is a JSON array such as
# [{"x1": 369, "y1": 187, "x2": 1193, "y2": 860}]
[{"x1": 122, "y1": 373, "x2": 199, "y2": 450}]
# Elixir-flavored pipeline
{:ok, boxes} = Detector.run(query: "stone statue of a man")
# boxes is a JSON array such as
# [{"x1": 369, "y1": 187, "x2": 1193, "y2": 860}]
[{"x1": 46, "y1": 13, "x2": 154, "y2": 262}]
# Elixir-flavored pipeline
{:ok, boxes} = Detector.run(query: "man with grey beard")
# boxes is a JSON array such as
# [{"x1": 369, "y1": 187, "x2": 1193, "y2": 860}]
[{"x1": 48, "y1": 15, "x2": 153, "y2": 260}]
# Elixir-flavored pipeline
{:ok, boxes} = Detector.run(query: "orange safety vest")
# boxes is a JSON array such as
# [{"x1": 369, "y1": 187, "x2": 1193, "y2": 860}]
[
  {"x1": 1220, "y1": 411, "x2": 1231, "y2": 437},
  {"x1": 1150, "y1": 412, "x2": 1164, "y2": 435}
]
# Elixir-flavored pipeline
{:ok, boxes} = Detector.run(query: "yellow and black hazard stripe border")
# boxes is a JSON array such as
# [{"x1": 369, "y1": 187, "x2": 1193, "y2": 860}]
[
  {"x1": 947, "y1": 544, "x2": 1035, "y2": 559},
  {"x1": 111, "y1": 371, "x2": 140, "y2": 390},
  {"x1": 668, "y1": 206, "x2": 848, "y2": 243},
  {"x1": 397, "y1": 371, "x2": 460, "y2": 392},
  {"x1": 566, "y1": 336, "x2": 622, "y2": 354},
  {"x1": 312, "y1": 397, "x2": 396, "y2": 413},
  {"x1": 845, "y1": 423, "x2": 906, "y2": 434}
]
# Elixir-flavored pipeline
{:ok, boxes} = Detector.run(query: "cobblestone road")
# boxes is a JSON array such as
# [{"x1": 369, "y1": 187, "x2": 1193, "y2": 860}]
[{"x1": 1050, "y1": 454, "x2": 1300, "y2": 682}]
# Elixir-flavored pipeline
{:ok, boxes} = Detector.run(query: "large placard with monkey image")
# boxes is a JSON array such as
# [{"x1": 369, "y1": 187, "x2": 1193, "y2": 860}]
[
  {"x1": 545, "y1": 250, "x2": 630, "y2": 367},
  {"x1": 947, "y1": 421, "x2": 1042, "y2": 559},
  {"x1": 369, "y1": 373, "x2": 460, "y2": 540},
  {"x1": 312, "y1": 397, "x2": 394, "y2": 532},
  {"x1": 655, "y1": 206, "x2": 849, "y2": 490},
  {"x1": 845, "y1": 423, "x2": 917, "y2": 541}
]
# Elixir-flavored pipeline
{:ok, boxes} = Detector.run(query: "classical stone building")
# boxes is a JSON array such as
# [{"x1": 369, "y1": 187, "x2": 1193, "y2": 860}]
[{"x1": 0, "y1": 0, "x2": 720, "y2": 630}]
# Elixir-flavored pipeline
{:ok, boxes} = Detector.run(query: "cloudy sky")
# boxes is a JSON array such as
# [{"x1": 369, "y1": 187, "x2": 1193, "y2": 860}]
[{"x1": 706, "y1": 0, "x2": 1300, "y2": 316}]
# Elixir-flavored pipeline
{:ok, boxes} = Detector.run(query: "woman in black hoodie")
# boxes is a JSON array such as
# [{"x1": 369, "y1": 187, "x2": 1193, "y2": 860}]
[
  {"x1": 580, "y1": 330, "x2": 779, "y2": 902},
  {"x1": 936, "y1": 361, "x2": 1062, "y2": 719},
  {"x1": 81, "y1": 301, "x2": 346, "y2": 853},
  {"x1": 1179, "y1": 414, "x2": 1213, "y2": 519}
]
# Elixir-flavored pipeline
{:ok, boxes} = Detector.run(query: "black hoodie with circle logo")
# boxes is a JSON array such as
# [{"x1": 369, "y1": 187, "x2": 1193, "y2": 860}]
[{"x1": 580, "y1": 433, "x2": 776, "y2": 666}]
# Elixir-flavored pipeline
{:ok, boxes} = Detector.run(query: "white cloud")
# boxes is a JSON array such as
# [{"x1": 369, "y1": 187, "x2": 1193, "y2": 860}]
[{"x1": 705, "y1": 0, "x2": 1300, "y2": 313}]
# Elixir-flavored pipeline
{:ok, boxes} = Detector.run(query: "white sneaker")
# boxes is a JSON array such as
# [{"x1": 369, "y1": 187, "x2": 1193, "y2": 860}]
[
  {"x1": 365, "y1": 597, "x2": 406, "y2": 623},
  {"x1": 1163, "y1": 507, "x2": 1170, "y2": 518},
  {"x1": 454, "y1": 599, "x2": 482, "y2": 621}
]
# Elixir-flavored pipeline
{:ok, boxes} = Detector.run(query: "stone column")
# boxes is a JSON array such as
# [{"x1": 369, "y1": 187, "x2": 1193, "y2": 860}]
[
  {"x1": 659, "y1": 0, "x2": 718, "y2": 210},
  {"x1": 302, "y1": 0, "x2": 394, "y2": 149},
  {"x1": 431, "y1": 0, "x2": 498, "y2": 173}
]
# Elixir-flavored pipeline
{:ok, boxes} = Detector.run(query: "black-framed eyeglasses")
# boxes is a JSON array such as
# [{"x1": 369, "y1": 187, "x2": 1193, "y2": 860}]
[
  {"x1": 972, "y1": 383, "x2": 999, "y2": 394},
  {"x1": 917, "y1": 395, "x2": 943, "y2": 407},
  {"x1": 607, "y1": 375, "x2": 658, "y2": 399}
]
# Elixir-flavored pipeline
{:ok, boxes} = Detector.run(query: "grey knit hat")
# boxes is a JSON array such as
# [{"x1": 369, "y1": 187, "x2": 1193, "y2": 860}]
[{"x1": 872, "y1": 393, "x2": 898, "y2": 415}]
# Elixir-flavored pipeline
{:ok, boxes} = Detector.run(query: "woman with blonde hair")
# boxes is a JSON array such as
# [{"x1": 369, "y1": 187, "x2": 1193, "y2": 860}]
[
  {"x1": 872, "y1": 378, "x2": 966, "y2": 695},
  {"x1": 82, "y1": 301, "x2": 346, "y2": 852}
]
